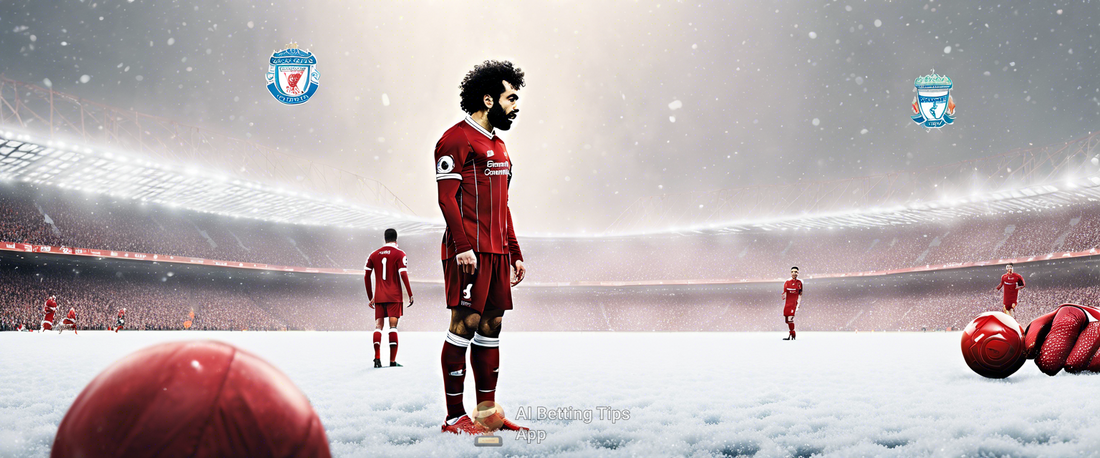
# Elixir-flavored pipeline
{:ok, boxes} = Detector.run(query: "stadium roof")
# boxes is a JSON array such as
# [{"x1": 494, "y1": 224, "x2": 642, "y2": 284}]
[
  {"x1": 595, "y1": 129, "x2": 1100, "y2": 236},
  {"x1": 0, "y1": 76, "x2": 441, "y2": 234},
  {"x1": 0, "y1": 133, "x2": 439, "y2": 232}
]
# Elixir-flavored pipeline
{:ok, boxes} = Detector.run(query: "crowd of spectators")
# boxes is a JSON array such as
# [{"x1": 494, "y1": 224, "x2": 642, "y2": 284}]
[
  {"x1": 6, "y1": 181, "x2": 1100, "y2": 334},
  {"x1": 502, "y1": 206, "x2": 1100, "y2": 283},
  {"x1": 6, "y1": 183, "x2": 1100, "y2": 286},
  {"x1": 0, "y1": 183, "x2": 357, "y2": 270},
  {"x1": 3, "y1": 253, "x2": 1096, "y2": 333},
  {"x1": 0, "y1": 265, "x2": 289, "y2": 332}
]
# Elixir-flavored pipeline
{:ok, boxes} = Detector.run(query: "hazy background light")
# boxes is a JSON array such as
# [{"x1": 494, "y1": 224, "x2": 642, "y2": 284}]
[{"x1": 1, "y1": 1, "x2": 1098, "y2": 233}]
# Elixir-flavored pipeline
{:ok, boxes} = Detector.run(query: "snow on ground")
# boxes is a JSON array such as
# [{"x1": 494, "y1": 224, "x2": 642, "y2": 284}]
[{"x1": 2, "y1": 331, "x2": 1099, "y2": 457}]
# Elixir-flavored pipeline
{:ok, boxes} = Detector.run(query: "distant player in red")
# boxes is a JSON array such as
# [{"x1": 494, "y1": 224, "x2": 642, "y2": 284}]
[
  {"x1": 436, "y1": 61, "x2": 528, "y2": 435},
  {"x1": 782, "y1": 267, "x2": 803, "y2": 340},
  {"x1": 41, "y1": 295, "x2": 58, "y2": 332},
  {"x1": 58, "y1": 307, "x2": 78, "y2": 334},
  {"x1": 994, "y1": 263, "x2": 1025, "y2": 317},
  {"x1": 365, "y1": 228, "x2": 414, "y2": 368},
  {"x1": 109, "y1": 308, "x2": 126, "y2": 332}
]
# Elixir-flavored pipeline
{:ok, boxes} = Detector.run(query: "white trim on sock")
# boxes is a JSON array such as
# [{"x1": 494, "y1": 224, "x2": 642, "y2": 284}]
[
  {"x1": 471, "y1": 332, "x2": 499, "y2": 348},
  {"x1": 445, "y1": 332, "x2": 471, "y2": 347}
]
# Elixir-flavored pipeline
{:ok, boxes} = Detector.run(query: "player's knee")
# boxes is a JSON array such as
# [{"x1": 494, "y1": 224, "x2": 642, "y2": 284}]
[
  {"x1": 449, "y1": 312, "x2": 480, "y2": 338},
  {"x1": 479, "y1": 316, "x2": 503, "y2": 337}
]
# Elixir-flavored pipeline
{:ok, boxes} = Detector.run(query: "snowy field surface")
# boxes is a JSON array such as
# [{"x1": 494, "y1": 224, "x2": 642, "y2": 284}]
[{"x1": 3, "y1": 331, "x2": 1100, "y2": 457}]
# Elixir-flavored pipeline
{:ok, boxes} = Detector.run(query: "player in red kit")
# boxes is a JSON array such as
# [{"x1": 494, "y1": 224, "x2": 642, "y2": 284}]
[
  {"x1": 994, "y1": 263, "x2": 1025, "y2": 317},
  {"x1": 436, "y1": 61, "x2": 528, "y2": 435},
  {"x1": 41, "y1": 295, "x2": 58, "y2": 332},
  {"x1": 58, "y1": 307, "x2": 78, "y2": 334},
  {"x1": 782, "y1": 267, "x2": 803, "y2": 340},
  {"x1": 364, "y1": 228, "x2": 414, "y2": 368},
  {"x1": 109, "y1": 308, "x2": 126, "y2": 332}
]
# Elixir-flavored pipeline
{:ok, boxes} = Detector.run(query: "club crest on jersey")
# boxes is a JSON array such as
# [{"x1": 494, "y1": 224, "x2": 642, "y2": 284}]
[
  {"x1": 486, "y1": 150, "x2": 494, "y2": 157},
  {"x1": 910, "y1": 71, "x2": 955, "y2": 128},
  {"x1": 266, "y1": 43, "x2": 319, "y2": 105},
  {"x1": 437, "y1": 156, "x2": 455, "y2": 174}
]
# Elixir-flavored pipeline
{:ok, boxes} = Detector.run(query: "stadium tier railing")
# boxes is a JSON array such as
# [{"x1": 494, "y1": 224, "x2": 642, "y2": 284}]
[{"x1": 5, "y1": 239, "x2": 1098, "y2": 286}]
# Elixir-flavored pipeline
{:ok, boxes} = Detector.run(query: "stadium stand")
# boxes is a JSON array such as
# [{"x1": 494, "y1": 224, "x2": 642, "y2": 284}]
[
  {"x1": 2, "y1": 249, "x2": 1097, "y2": 333},
  {"x1": 5, "y1": 180, "x2": 1100, "y2": 333},
  {"x1": 4, "y1": 183, "x2": 1100, "y2": 284}
]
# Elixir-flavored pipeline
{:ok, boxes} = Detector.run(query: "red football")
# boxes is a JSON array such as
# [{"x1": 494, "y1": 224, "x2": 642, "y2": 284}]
[
  {"x1": 51, "y1": 340, "x2": 330, "y2": 458},
  {"x1": 961, "y1": 312, "x2": 1027, "y2": 379}
]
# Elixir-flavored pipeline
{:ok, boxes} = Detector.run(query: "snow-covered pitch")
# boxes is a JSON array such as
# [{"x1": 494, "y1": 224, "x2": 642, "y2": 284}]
[{"x1": 2, "y1": 331, "x2": 1098, "y2": 457}]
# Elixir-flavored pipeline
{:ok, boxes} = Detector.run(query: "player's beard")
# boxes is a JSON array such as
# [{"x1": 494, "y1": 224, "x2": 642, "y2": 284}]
[{"x1": 488, "y1": 101, "x2": 515, "y2": 131}]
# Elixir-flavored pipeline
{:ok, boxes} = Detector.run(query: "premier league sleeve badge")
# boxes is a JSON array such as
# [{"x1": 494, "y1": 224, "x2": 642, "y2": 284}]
[
  {"x1": 910, "y1": 71, "x2": 955, "y2": 129},
  {"x1": 266, "y1": 43, "x2": 319, "y2": 105}
]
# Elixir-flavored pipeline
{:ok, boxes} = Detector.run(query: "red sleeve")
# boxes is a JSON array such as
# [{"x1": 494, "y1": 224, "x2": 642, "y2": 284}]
[
  {"x1": 436, "y1": 130, "x2": 473, "y2": 253},
  {"x1": 397, "y1": 252, "x2": 412, "y2": 296},
  {"x1": 364, "y1": 254, "x2": 374, "y2": 300},
  {"x1": 400, "y1": 271, "x2": 413, "y2": 298},
  {"x1": 1017, "y1": 274, "x2": 1025, "y2": 287},
  {"x1": 507, "y1": 207, "x2": 523, "y2": 263}
]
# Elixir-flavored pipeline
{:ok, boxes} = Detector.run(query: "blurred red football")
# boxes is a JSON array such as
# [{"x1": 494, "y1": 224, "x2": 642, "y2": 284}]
[
  {"x1": 51, "y1": 340, "x2": 330, "y2": 458},
  {"x1": 961, "y1": 312, "x2": 1027, "y2": 379}
]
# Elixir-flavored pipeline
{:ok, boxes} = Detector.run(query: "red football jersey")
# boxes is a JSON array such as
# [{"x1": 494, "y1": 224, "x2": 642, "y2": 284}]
[
  {"x1": 1001, "y1": 272, "x2": 1024, "y2": 295},
  {"x1": 65, "y1": 308, "x2": 77, "y2": 320},
  {"x1": 44, "y1": 298, "x2": 57, "y2": 314},
  {"x1": 434, "y1": 116, "x2": 523, "y2": 261},
  {"x1": 783, "y1": 279, "x2": 803, "y2": 307},
  {"x1": 365, "y1": 245, "x2": 409, "y2": 303}
]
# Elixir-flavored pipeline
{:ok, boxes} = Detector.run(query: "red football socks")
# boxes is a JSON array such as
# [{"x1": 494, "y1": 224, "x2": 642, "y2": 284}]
[
  {"x1": 470, "y1": 333, "x2": 500, "y2": 405},
  {"x1": 388, "y1": 330, "x2": 399, "y2": 362},
  {"x1": 373, "y1": 330, "x2": 382, "y2": 360},
  {"x1": 442, "y1": 332, "x2": 470, "y2": 420}
]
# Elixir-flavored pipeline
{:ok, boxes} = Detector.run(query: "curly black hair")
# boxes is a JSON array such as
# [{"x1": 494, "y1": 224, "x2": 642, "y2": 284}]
[{"x1": 459, "y1": 60, "x2": 525, "y2": 114}]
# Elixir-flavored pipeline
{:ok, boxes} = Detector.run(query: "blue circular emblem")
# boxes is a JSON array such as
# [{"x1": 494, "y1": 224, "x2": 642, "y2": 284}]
[{"x1": 266, "y1": 46, "x2": 319, "y2": 105}]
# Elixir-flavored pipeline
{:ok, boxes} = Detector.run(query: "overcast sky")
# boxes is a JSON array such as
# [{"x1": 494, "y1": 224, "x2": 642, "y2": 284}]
[{"x1": 1, "y1": 1, "x2": 1098, "y2": 233}]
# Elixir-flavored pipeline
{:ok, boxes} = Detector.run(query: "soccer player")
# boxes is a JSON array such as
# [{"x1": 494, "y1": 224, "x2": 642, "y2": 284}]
[
  {"x1": 41, "y1": 295, "x2": 57, "y2": 332},
  {"x1": 109, "y1": 308, "x2": 126, "y2": 332},
  {"x1": 995, "y1": 263, "x2": 1025, "y2": 317},
  {"x1": 58, "y1": 307, "x2": 78, "y2": 334},
  {"x1": 435, "y1": 60, "x2": 528, "y2": 434},
  {"x1": 782, "y1": 267, "x2": 803, "y2": 340},
  {"x1": 364, "y1": 228, "x2": 414, "y2": 368}
]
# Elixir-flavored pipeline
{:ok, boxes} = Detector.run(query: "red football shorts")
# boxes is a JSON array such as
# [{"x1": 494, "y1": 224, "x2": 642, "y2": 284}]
[
  {"x1": 41, "y1": 320, "x2": 53, "y2": 330},
  {"x1": 374, "y1": 302, "x2": 403, "y2": 319},
  {"x1": 1003, "y1": 294, "x2": 1018, "y2": 308},
  {"x1": 443, "y1": 252, "x2": 513, "y2": 314},
  {"x1": 783, "y1": 304, "x2": 798, "y2": 317}
]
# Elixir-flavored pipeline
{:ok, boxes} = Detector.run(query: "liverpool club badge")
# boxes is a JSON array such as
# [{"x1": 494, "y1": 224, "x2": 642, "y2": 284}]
[{"x1": 266, "y1": 43, "x2": 319, "y2": 105}]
